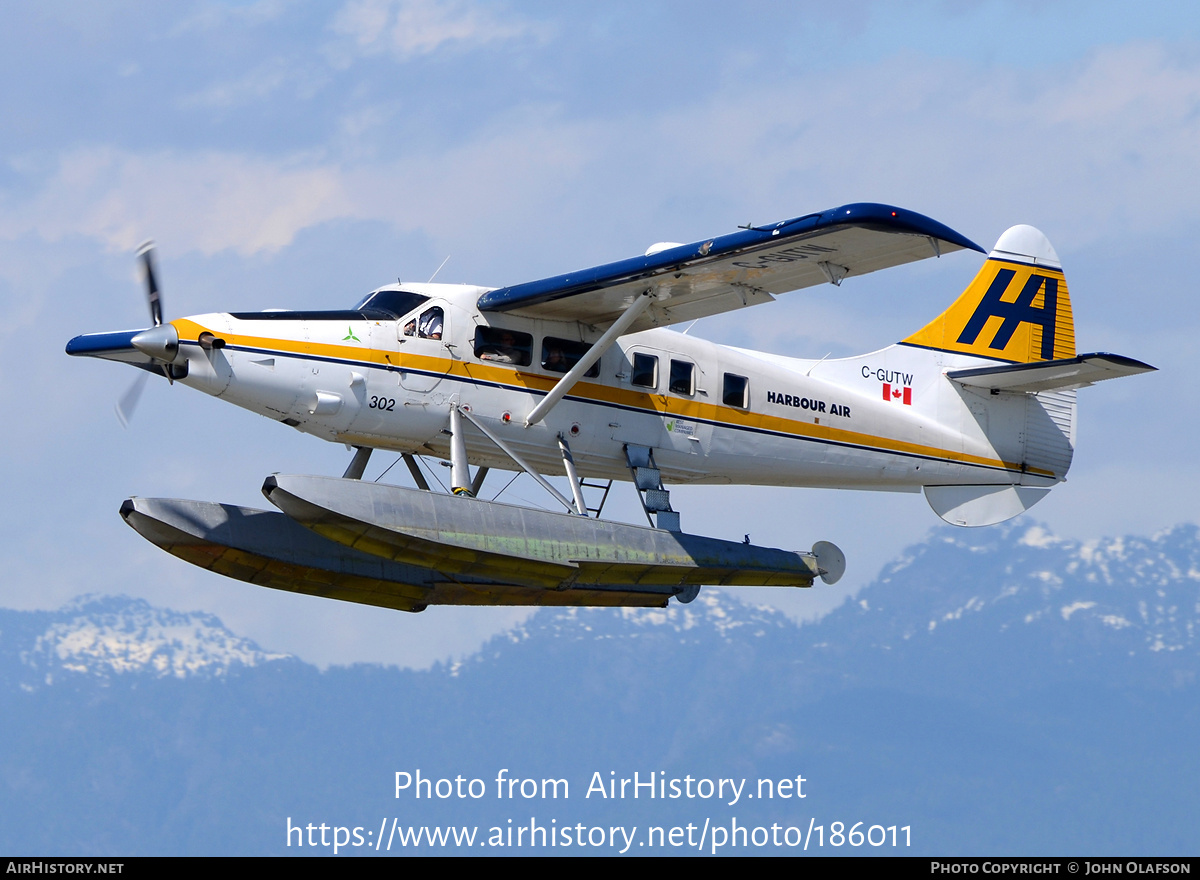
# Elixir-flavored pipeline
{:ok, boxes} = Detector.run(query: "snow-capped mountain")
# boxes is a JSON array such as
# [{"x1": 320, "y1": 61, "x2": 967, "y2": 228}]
[
  {"x1": 9, "y1": 595, "x2": 293, "y2": 688},
  {"x1": 855, "y1": 522, "x2": 1200, "y2": 653},
  {"x1": 458, "y1": 521, "x2": 1200, "y2": 689}
]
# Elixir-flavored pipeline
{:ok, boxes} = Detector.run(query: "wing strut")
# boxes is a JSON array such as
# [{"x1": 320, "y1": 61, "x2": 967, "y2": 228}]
[{"x1": 523, "y1": 288, "x2": 655, "y2": 428}]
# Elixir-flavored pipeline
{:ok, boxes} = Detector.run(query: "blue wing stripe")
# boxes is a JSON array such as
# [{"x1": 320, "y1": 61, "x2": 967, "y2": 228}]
[{"x1": 477, "y1": 203, "x2": 983, "y2": 313}]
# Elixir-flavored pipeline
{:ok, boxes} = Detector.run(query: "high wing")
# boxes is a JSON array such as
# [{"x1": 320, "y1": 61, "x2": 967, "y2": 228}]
[{"x1": 477, "y1": 202, "x2": 984, "y2": 331}]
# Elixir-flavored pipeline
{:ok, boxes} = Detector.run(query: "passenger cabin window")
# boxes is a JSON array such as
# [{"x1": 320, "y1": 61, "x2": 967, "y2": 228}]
[
  {"x1": 417, "y1": 307, "x2": 444, "y2": 340},
  {"x1": 723, "y1": 373, "x2": 749, "y2": 409},
  {"x1": 474, "y1": 326, "x2": 532, "y2": 366},
  {"x1": 631, "y1": 353, "x2": 658, "y2": 389},
  {"x1": 542, "y1": 337, "x2": 599, "y2": 377},
  {"x1": 669, "y1": 359, "x2": 695, "y2": 396}
]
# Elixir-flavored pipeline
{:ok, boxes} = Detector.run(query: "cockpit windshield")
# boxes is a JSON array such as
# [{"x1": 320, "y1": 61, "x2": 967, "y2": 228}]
[{"x1": 352, "y1": 290, "x2": 430, "y2": 318}]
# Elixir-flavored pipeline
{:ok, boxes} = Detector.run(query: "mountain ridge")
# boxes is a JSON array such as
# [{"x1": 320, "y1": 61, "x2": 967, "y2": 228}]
[{"x1": 2, "y1": 520, "x2": 1196, "y2": 855}]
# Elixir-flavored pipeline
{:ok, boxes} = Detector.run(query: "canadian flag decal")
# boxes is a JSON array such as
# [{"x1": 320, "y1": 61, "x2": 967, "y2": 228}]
[{"x1": 883, "y1": 383, "x2": 912, "y2": 405}]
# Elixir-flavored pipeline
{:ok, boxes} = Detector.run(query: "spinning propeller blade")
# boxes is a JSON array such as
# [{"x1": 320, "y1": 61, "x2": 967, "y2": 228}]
[
  {"x1": 138, "y1": 240, "x2": 162, "y2": 327},
  {"x1": 115, "y1": 372, "x2": 149, "y2": 428}
]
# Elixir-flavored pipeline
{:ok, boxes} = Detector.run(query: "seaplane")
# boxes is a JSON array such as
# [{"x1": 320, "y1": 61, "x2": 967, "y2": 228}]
[{"x1": 67, "y1": 203, "x2": 1154, "y2": 612}]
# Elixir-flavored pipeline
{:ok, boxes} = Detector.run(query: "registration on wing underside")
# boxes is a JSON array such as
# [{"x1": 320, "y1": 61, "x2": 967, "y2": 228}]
[{"x1": 476, "y1": 203, "x2": 983, "y2": 331}]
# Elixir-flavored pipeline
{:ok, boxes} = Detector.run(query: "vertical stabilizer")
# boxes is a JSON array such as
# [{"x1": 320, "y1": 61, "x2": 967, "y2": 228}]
[{"x1": 903, "y1": 225, "x2": 1075, "y2": 364}]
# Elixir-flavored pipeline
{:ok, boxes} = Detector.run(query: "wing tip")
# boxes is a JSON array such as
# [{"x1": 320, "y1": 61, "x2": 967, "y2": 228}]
[
  {"x1": 823, "y1": 202, "x2": 986, "y2": 254},
  {"x1": 66, "y1": 330, "x2": 141, "y2": 357}
]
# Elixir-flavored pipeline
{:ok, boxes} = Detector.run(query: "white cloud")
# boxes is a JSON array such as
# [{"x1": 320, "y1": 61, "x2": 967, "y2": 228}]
[
  {"x1": 0, "y1": 110, "x2": 600, "y2": 259},
  {"x1": 171, "y1": 0, "x2": 292, "y2": 34},
  {"x1": 330, "y1": 0, "x2": 541, "y2": 61},
  {"x1": 5, "y1": 42, "x2": 1200, "y2": 267},
  {"x1": 179, "y1": 57, "x2": 327, "y2": 108},
  {"x1": 4, "y1": 148, "x2": 353, "y2": 256},
  {"x1": 616, "y1": 42, "x2": 1200, "y2": 249}
]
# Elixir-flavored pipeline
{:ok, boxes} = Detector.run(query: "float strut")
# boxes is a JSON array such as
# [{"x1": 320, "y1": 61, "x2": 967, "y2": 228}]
[
  {"x1": 456, "y1": 406, "x2": 577, "y2": 513},
  {"x1": 343, "y1": 446, "x2": 373, "y2": 480},
  {"x1": 470, "y1": 466, "x2": 490, "y2": 497},
  {"x1": 402, "y1": 454, "x2": 430, "y2": 491},
  {"x1": 557, "y1": 434, "x2": 589, "y2": 516}
]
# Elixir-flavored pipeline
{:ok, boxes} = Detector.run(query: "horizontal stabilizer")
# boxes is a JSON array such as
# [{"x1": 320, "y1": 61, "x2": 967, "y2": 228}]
[{"x1": 947, "y1": 353, "x2": 1155, "y2": 394}]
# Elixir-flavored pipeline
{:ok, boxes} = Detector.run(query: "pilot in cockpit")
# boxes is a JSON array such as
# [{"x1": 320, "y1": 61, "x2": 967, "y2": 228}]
[{"x1": 418, "y1": 307, "x2": 443, "y2": 340}]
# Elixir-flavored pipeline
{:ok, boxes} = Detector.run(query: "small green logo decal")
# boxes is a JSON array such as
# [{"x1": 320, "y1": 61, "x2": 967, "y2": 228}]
[{"x1": 343, "y1": 327, "x2": 361, "y2": 342}]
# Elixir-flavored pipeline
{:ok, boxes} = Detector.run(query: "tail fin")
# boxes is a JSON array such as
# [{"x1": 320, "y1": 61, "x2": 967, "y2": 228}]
[
  {"x1": 909, "y1": 225, "x2": 1155, "y2": 528},
  {"x1": 903, "y1": 225, "x2": 1075, "y2": 363}
]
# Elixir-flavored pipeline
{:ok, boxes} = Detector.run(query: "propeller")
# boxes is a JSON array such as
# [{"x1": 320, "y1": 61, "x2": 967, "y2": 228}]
[{"x1": 115, "y1": 240, "x2": 178, "y2": 426}]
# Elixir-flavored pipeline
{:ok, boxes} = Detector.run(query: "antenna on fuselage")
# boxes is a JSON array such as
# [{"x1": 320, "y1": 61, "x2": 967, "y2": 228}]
[
  {"x1": 428, "y1": 255, "x2": 451, "y2": 283},
  {"x1": 805, "y1": 352, "x2": 833, "y2": 377}
]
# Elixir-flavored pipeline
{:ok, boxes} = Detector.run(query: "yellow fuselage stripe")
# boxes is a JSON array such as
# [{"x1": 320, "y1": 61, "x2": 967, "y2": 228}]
[{"x1": 172, "y1": 319, "x2": 1048, "y2": 477}]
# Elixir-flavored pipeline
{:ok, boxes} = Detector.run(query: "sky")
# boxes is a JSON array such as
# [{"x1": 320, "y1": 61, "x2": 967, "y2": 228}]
[{"x1": 2, "y1": 0, "x2": 1197, "y2": 668}]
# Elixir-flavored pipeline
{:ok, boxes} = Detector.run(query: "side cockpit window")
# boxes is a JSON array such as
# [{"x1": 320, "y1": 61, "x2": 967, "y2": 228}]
[
  {"x1": 474, "y1": 326, "x2": 532, "y2": 366},
  {"x1": 418, "y1": 307, "x2": 444, "y2": 340}
]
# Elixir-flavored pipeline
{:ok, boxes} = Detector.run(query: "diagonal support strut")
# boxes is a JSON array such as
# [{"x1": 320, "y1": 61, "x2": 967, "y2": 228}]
[{"x1": 523, "y1": 288, "x2": 655, "y2": 428}]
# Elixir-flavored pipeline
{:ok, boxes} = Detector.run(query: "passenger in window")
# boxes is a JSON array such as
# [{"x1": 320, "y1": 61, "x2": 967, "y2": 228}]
[
  {"x1": 403, "y1": 319, "x2": 416, "y2": 337},
  {"x1": 480, "y1": 331, "x2": 524, "y2": 364},
  {"x1": 418, "y1": 308, "x2": 443, "y2": 340},
  {"x1": 543, "y1": 345, "x2": 568, "y2": 371},
  {"x1": 541, "y1": 337, "x2": 599, "y2": 377}
]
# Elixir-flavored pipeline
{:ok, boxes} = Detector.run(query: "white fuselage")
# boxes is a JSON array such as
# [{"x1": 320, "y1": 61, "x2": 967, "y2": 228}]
[{"x1": 169, "y1": 282, "x2": 1071, "y2": 493}]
